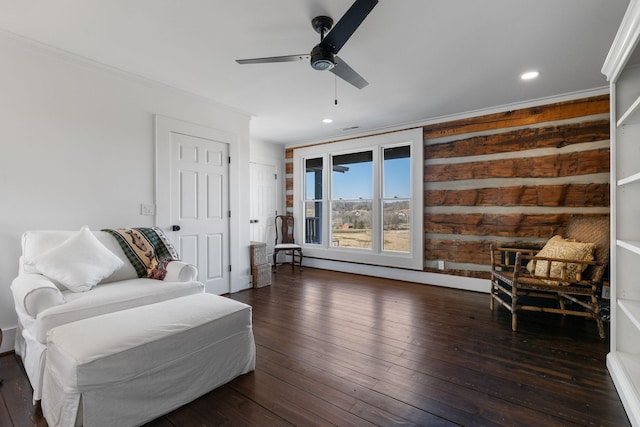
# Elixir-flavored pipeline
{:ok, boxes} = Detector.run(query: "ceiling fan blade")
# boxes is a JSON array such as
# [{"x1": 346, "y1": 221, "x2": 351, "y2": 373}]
[
  {"x1": 320, "y1": 0, "x2": 378, "y2": 54},
  {"x1": 236, "y1": 54, "x2": 309, "y2": 65},
  {"x1": 330, "y1": 56, "x2": 368, "y2": 89}
]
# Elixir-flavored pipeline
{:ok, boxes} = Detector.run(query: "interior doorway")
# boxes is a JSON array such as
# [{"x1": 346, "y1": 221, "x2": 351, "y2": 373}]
[
  {"x1": 156, "y1": 116, "x2": 233, "y2": 295},
  {"x1": 250, "y1": 162, "x2": 278, "y2": 262}
]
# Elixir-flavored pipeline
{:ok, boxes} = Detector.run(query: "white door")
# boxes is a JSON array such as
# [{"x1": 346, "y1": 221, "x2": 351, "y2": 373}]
[
  {"x1": 156, "y1": 117, "x2": 232, "y2": 295},
  {"x1": 250, "y1": 162, "x2": 277, "y2": 258}
]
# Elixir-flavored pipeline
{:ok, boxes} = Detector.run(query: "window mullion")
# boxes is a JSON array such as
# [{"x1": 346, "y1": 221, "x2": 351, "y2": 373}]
[{"x1": 372, "y1": 147, "x2": 381, "y2": 254}]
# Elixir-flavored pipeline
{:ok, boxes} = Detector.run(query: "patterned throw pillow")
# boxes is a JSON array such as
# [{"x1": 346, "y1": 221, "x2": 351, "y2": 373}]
[
  {"x1": 148, "y1": 257, "x2": 175, "y2": 280},
  {"x1": 102, "y1": 227, "x2": 179, "y2": 278},
  {"x1": 526, "y1": 235, "x2": 595, "y2": 285}
]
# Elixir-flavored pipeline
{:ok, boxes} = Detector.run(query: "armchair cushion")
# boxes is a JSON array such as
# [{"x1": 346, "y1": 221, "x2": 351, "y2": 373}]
[
  {"x1": 526, "y1": 235, "x2": 595, "y2": 284},
  {"x1": 34, "y1": 278, "x2": 204, "y2": 343},
  {"x1": 29, "y1": 226, "x2": 124, "y2": 292},
  {"x1": 275, "y1": 243, "x2": 302, "y2": 250},
  {"x1": 11, "y1": 274, "x2": 65, "y2": 318}
]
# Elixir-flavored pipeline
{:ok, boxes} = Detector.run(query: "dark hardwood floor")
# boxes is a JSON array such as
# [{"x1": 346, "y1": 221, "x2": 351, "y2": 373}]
[{"x1": 0, "y1": 268, "x2": 630, "y2": 426}]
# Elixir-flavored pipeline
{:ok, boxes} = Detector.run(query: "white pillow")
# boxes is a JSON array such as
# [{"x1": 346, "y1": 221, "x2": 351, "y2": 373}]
[{"x1": 31, "y1": 225, "x2": 124, "y2": 292}]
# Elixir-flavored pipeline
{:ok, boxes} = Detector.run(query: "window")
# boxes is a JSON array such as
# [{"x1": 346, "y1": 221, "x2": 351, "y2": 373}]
[
  {"x1": 331, "y1": 151, "x2": 373, "y2": 249},
  {"x1": 304, "y1": 157, "x2": 323, "y2": 245},
  {"x1": 382, "y1": 146, "x2": 411, "y2": 253},
  {"x1": 294, "y1": 128, "x2": 423, "y2": 270}
]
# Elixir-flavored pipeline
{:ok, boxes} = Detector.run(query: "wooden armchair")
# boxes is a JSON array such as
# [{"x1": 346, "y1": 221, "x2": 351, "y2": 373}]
[{"x1": 490, "y1": 216, "x2": 609, "y2": 338}]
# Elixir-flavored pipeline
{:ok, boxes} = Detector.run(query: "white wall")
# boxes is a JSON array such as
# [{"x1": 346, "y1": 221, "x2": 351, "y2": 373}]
[
  {"x1": 250, "y1": 139, "x2": 286, "y2": 216},
  {"x1": 0, "y1": 32, "x2": 251, "y2": 351},
  {"x1": 250, "y1": 139, "x2": 285, "y2": 165}
]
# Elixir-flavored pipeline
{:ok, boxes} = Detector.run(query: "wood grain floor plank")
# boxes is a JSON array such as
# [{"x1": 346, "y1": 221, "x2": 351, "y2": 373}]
[
  {"x1": 0, "y1": 383, "x2": 14, "y2": 427},
  {"x1": 161, "y1": 385, "x2": 292, "y2": 427},
  {"x1": 255, "y1": 343, "x2": 466, "y2": 426},
  {"x1": 0, "y1": 354, "x2": 46, "y2": 427},
  {"x1": 372, "y1": 373, "x2": 583, "y2": 427},
  {"x1": 230, "y1": 369, "x2": 364, "y2": 427},
  {"x1": 348, "y1": 400, "x2": 458, "y2": 427}
]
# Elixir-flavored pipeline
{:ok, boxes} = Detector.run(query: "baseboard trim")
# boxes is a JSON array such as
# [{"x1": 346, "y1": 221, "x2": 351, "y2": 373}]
[
  {"x1": 302, "y1": 258, "x2": 490, "y2": 293},
  {"x1": 607, "y1": 352, "x2": 639, "y2": 426},
  {"x1": 231, "y1": 274, "x2": 253, "y2": 293}
]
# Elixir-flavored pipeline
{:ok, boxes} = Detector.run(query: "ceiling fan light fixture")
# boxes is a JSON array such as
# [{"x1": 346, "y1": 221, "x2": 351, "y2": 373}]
[
  {"x1": 235, "y1": 0, "x2": 378, "y2": 89},
  {"x1": 310, "y1": 45, "x2": 335, "y2": 71}
]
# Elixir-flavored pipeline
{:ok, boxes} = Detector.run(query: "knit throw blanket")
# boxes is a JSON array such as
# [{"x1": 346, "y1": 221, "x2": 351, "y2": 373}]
[{"x1": 102, "y1": 227, "x2": 179, "y2": 278}]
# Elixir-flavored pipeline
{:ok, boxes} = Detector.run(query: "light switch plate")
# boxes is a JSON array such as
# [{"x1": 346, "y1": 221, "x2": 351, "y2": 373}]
[{"x1": 140, "y1": 203, "x2": 156, "y2": 216}]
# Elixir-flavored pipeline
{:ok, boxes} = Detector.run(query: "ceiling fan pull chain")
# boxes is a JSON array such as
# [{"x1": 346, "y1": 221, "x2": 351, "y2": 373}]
[{"x1": 335, "y1": 72, "x2": 338, "y2": 105}]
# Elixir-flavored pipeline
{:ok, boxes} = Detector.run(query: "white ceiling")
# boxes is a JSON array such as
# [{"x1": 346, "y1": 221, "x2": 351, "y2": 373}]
[{"x1": 0, "y1": 1, "x2": 630, "y2": 145}]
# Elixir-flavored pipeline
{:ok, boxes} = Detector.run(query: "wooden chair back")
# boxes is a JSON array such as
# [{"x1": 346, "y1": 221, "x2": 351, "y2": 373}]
[{"x1": 275, "y1": 215, "x2": 296, "y2": 245}]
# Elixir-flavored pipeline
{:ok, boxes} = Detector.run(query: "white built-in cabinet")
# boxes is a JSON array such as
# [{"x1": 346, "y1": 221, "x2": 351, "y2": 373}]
[{"x1": 603, "y1": 1, "x2": 640, "y2": 425}]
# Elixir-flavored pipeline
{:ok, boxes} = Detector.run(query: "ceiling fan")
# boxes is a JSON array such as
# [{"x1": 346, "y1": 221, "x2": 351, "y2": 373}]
[{"x1": 236, "y1": 0, "x2": 378, "y2": 90}]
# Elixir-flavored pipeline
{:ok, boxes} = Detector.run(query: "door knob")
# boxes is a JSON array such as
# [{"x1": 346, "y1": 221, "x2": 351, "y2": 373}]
[{"x1": 171, "y1": 225, "x2": 181, "y2": 231}]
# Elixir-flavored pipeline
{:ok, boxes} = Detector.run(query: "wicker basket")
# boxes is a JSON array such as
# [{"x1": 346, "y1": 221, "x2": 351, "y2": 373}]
[
  {"x1": 252, "y1": 264, "x2": 272, "y2": 288},
  {"x1": 250, "y1": 242, "x2": 268, "y2": 266}
]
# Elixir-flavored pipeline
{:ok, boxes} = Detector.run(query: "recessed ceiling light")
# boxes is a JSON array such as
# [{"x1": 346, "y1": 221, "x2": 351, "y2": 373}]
[
  {"x1": 322, "y1": 118, "x2": 333, "y2": 124},
  {"x1": 521, "y1": 71, "x2": 540, "y2": 80}
]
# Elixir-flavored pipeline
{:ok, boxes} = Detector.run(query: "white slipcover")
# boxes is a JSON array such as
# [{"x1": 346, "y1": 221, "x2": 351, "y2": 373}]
[{"x1": 42, "y1": 293, "x2": 256, "y2": 427}]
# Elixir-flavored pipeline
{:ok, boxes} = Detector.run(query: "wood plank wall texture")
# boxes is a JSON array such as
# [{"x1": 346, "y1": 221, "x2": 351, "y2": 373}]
[{"x1": 285, "y1": 94, "x2": 610, "y2": 279}]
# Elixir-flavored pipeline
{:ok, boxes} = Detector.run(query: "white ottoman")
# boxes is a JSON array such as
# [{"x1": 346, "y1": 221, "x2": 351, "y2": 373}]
[{"x1": 42, "y1": 293, "x2": 256, "y2": 427}]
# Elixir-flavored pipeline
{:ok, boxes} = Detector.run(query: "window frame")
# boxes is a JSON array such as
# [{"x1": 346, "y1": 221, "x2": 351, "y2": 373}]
[{"x1": 293, "y1": 128, "x2": 423, "y2": 270}]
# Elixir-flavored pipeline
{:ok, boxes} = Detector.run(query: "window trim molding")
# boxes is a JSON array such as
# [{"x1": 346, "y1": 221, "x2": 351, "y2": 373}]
[{"x1": 293, "y1": 128, "x2": 423, "y2": 270}]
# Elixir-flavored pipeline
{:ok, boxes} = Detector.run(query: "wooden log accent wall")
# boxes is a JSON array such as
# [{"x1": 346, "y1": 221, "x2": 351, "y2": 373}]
[
  {"x1": 285, "y1": 147, "x2": 294, "y2": 214},
  {"x1": 284, "y1": 95, "x2": 610, "y2": 280},
  {"x1": 423, "y1": 95, "x2": 610, "y2": 279}
]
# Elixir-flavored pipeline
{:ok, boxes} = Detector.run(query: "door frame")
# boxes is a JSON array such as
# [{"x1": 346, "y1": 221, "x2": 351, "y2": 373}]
[{"x1": 155, "y1": 115, "x2": 247, "y2": 293}]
